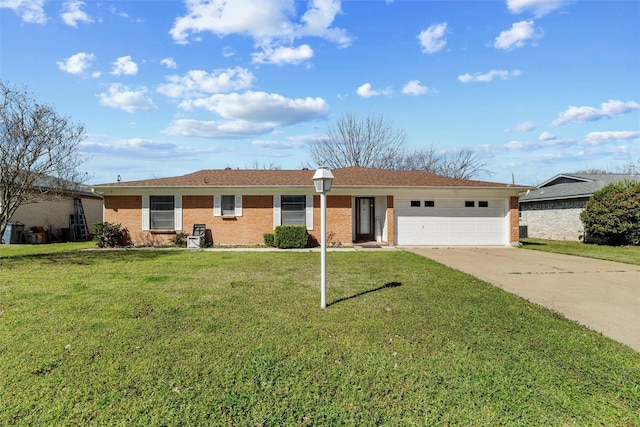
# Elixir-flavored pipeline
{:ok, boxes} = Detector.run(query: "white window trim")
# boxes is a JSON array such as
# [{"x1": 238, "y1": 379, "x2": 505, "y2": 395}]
[
  {"x1": 273, "y1": 194, "x2": 313, "y2": 230},
  {"x1": 142, "y1": 195, "x2": 150, "y2": 231},
  {"x1": 143, "y1": 194, "x2": 181, "y2": 231},
  {"x1": 214, "y1": 195, "x2": 242, "y2": 217}
]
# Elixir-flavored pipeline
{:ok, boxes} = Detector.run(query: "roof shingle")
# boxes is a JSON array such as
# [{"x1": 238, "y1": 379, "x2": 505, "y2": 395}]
[{"x1": 95, "y1": 166, "x2": 525, "y2": 189}]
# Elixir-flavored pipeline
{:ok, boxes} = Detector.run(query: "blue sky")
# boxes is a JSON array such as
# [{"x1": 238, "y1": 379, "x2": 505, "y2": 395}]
[{"x1": 1, "y1": 0, "x2": 639, "y2": 185}]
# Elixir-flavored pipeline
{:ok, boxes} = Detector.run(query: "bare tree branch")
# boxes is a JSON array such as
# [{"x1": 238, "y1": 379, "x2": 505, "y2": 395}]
[
  {"x1": 309, "y1": 112, "x2": 491, "y2": 180},
  {"x1": 309, "y1": 112, "x2": 407, "y2": 169},
  {"x1": 1, "y1": 81, "x2": 87, "y2": 237}
]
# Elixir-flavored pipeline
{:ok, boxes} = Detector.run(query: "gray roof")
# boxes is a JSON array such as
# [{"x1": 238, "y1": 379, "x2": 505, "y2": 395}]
[{"x1": 520, "y1": 173, "x2": 640, "y2": 203}]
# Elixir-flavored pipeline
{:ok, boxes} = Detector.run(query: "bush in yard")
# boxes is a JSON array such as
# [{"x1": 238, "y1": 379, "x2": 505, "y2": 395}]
[
  {"x1": 580, "y1": 180, "x2": 640, "y2": 246},
  {"x1": 274, "y1": 225, "x2": 308, "y2": 249},
  {"x1": 263, "y1": 232, "x2": 275, "y2": 247},
  {"x1": 93, "y1": 222, "x2": 131, "y2": 248},
  {"x1": 170, "y1": 231, "x2": 189, "y2": 247}
]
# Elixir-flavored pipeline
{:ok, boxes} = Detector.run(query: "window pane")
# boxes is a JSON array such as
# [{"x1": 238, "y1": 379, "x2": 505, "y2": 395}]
[
  {"x1": 465, "y1": 201, "x2": 475, "y2": 207},
  {"x1": 479, "y1": 201, "x2": 489, "y2": 208},
  {"x1": 150, "y1": 195, "x2": 174, "y2": 229},
  {"x1": 424, "y1": 201, "x2": 435, "y2": 207},
  {"x1": 410, "y1": 200, "x2": 420, "y2": 207},
  {"x1": 222, "y1": 195, "x2": 235, "y2": 216},
  {"x1": 281, "y1": 195, "x2": 306, "y2": 225}
]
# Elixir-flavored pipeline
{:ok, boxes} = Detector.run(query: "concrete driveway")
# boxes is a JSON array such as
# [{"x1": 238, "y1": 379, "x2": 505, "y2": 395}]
[{"x1": 403, "y1": 246, "x2": 640, "y2": 352}]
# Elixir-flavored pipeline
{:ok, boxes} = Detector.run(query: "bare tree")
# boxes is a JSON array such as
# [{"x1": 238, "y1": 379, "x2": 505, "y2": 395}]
[
  {"x1": 309, "y1": 112, "x2": 491, "y2": 179},
  {"x1": 248, "y1": 160, "x2": 282, "y2": 170},
  {"x1": 309, "y1": 112, "x2": 407, "y2": 169},
  {"x1": 0, "y1": 81, "x2": 87, "y2": 238}
]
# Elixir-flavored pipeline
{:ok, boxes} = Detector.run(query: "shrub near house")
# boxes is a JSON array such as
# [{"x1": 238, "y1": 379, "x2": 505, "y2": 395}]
[{"x1": 580, "y1": 181, "x2": 640, "y2": 246}]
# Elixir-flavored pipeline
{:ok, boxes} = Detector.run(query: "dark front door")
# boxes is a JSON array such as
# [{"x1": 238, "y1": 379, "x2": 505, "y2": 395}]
[{"x1": 355, "y1": 197, "x2": 375, "y2": 241}]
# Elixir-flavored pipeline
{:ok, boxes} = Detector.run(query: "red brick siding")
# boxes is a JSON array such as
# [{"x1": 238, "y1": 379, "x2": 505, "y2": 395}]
[
  {"x1": 309, "y1": 195, "x2": 353, "y2": 245},
  {"x1": 386, "y1": 195, "x2": 394, "y2": 245},
  {"x1": 510, "y1": 196, "x2": 519, "y2": 244},
  {"x1": 103, "y1": 195, "x2": 149, "y2": 243},
  {"x1": 210, "y1": 195, "x2": 273, "y2": 245}
]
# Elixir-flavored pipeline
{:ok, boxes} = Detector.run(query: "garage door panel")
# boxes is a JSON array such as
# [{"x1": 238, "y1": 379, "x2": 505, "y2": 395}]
[{"x1": 396, "y1": 199, "x2": 508, "y2": 245}]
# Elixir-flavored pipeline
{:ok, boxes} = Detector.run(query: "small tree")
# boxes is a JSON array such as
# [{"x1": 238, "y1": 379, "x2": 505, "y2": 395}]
[
  {"x1": 0, "y1": 81, "x2": 87, "y2": 238},
  {"x1": 580, "y1": 181, "x2": 640, "y2": 246}
]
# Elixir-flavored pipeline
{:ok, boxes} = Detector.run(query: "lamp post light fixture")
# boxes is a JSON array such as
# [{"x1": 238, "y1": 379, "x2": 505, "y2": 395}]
[{"x1": 312, "y1": 166, "x2": 334, "y2": 309}]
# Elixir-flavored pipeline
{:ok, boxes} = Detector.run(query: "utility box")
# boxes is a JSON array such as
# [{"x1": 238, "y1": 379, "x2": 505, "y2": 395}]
[
  {"x1": 187, "y1": 236, "x2": 201, "y2": 249},
  {"x1": 2, "y1": 223, "x2": 25, "y2": 244}
]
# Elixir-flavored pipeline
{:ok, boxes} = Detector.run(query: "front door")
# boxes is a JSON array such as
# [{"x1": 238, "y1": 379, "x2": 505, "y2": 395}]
[{"x1": 356, "y1": 197, "x2": 375, "y2": 241}]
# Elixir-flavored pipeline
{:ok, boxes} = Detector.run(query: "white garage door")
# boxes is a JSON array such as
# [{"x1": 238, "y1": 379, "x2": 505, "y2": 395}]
[{"x1": 396, "y1": 199, "x2": 508, "y2": 246}]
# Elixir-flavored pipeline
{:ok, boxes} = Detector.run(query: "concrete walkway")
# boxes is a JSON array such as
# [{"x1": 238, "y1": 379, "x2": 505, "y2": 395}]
[{"x1": 402, "y1": 246, "x2": 640, "y2": 352}]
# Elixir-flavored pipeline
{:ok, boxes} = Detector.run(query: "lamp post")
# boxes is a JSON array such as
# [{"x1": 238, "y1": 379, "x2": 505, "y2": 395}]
[{"x1": 312, "y1": 166, "x2": 334, "y2": 309}]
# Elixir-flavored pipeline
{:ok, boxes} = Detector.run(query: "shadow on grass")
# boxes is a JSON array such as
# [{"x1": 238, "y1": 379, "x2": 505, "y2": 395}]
[
  {"x1": 328, "y1": 281, "x2": 402, "y2": 307},
  {"x1": 0, "y1": 248, "x2": 185, "y2": 265},
  {"x1": 520, "y1": 239, "x2": 546, "y2": 246}
]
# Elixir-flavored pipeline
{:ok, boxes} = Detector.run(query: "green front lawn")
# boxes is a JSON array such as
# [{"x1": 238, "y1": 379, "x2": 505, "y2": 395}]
[
  {"x1": 1, "y1": 244, "x2": 638, "y2": 425},
  {"x1": 521, "y1": 238, "x2": 640, "y2": 266}
]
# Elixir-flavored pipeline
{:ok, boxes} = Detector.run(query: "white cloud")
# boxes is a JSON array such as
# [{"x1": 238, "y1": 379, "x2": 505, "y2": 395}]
[
  {"x1": 356, "y1": 83, "x2": 392, "y2": 98},
  {"x1": 180, "y1": 91, "x2": 329, "y2": 125},
  {"x1": 506, "y1": 0, "x2": 572, "y2": 18},
  {"x1": 169, "y1": 0, "x2": 351, "y2": 49},
  {"x1": 458, "y1": 69, "x2": 521, "y2": 83},
  {"x1": 165, "y1": 91, "x2": 329, "y2": 139},
  {"x1": 494, "y1": 20, "x2": 542, "y2": 50},
  {"x1": 552, "y1": 99, "x2": 640, "y2": 126},
  {"x1": 357, "y1": 83, "x2": 378, "y2": 98},
  {"x1": 111, "y1": 56, "x2": 138, "y2": 76},
  {"x1": 504, "y1": 137, "x2": 574, "y2": 150},
  {"x1": 507, "y1": 120, "x2": 536, "y2": 132},
  {"x1": 60, "y1": 1, "x2": 93, "y2": 27},
  {"x1": 98, "y1": 84, "x2": 158, "y2": 113},
  {"x1": 157, "y1": 67, "x2": 254, "y2": 98},
  {"x1": 401, "y1": 80, "x2": 429, "y2": 96},
  {"x1": 57, "y1": 52, "x2": 95, "y2": 75},
  {"x1": 164, "y1": 119, "x2": 276, "y2": 139},
  {"x1": 252, "y1": 44, "x2": 314, "y2": 65},
  {"x1": 583, "y1": 131, "x2": 640, "y2": 146},
  {"x1": 538, "y1": 131, "x2": 556, "y2": 141},
  {"x1": 1, "y1": 0, "x2": 47, "y2": 23},
  {"x1": 417, "y1": 22, "x2": 447, "y2": 54},
  {"x1": 252, "y1": 138, "x2": 307, "y2": 149},
  {"x1": 161, "y1": 57, "x2": 177, "y2": 69}
]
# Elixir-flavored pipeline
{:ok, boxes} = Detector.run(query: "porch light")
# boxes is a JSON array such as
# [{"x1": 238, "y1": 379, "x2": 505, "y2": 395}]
[
  {"x1": 313, "y1": 166, "x2": 334, "y2": 193},
  {"x1": 313, "y1": 166, "x2": 334, "y2": 309}
]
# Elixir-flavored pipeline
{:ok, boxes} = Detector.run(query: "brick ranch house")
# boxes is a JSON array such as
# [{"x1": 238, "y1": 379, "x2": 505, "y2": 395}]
[{"x1": 92, "y1": 167, "x2": 529, "y2": 246}]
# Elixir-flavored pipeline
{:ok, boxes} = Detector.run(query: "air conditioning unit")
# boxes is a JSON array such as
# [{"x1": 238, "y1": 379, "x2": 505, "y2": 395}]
[{"x1": 186, "y1": 236, "x2": 201, "y2": 249}]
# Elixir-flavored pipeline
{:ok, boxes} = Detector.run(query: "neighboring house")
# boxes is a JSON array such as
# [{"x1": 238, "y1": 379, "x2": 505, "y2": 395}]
[
  {"x1": 519, "y1": 173, "x2": 640, "y2": 241},
  {"x1": 92, "y1": 167, "x2": 529, "y2": 247},
  {"x1": 7, "y1": 187, "x2": 103, "y2": 242}
]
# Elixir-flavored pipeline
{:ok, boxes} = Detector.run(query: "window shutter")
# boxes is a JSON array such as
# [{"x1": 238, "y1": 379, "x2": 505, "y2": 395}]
[
  {"x1": 142, "y1": 195, "x2": 150, "y2": 231},
  {"x1": 235, "y1": 195, "x2": 242, "y2": 217},
  {"x1": 273, "y1": 195, "x2": 281, "y2": 229},
  {"x1": 213, "y1": 195, "x2": 221, "y2": 216},
  {"x1": 305, "y1": 195, "x2": 314, "y2": 230},
  {"x1": 174, "y1": 195, "x2": 182, "y2": 231}
]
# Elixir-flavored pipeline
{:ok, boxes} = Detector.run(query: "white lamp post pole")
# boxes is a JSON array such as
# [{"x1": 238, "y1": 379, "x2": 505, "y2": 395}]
[
  {"x1": 320, "y1": 189, "x2": 327, "y2": 309},
  {"x1": 312, "y1": 167, "x2": 334, "y2": 310}
]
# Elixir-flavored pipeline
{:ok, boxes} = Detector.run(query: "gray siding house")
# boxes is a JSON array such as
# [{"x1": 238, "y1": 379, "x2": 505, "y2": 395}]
[{"x1": 519, "y1": 173, "x2": 640, "y2": 241}]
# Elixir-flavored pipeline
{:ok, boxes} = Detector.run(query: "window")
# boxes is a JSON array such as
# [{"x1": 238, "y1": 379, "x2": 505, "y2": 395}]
[
  {"x1": 465, "y1": 201, "x2": 475, "y2": 208},
  {"x1": 214, "y1": 195, "x2": 242, "y2": 217},
  {"x1": 150, "y1": 195, "x2": 174, "y2": 229},
  {"x1": 410, "y1": 200, "x2": 421, "y2": 207},
  {"x1": 221, "y1": 195, "x2": 235, "y2": 216},
  {"x1": 281, "y1": 195, "x2": 306, "y2": 225},
  {"x1": 479, "y1": 201, "x2": 489, "y2": 208},
  {"x1": 424, "y1": 201, "x2": 435, "y2": 207}
]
